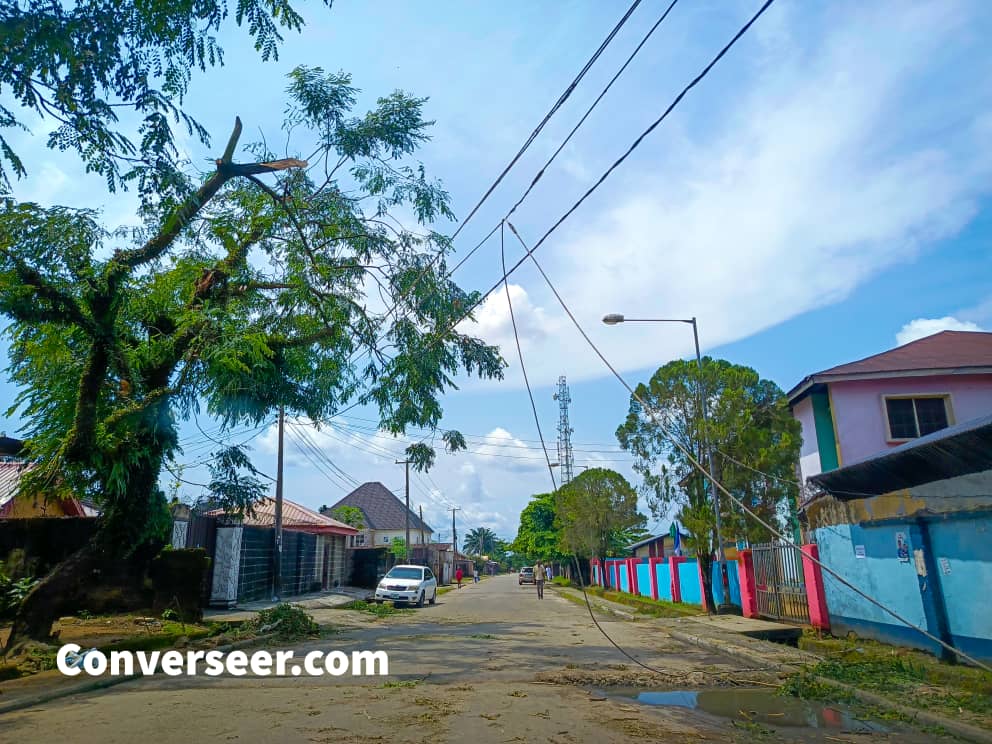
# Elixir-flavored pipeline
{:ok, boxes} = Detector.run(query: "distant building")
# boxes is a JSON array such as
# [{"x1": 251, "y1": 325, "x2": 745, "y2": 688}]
[
  {"x1": 323, "y1": 482, "x2": 433, "y2": 549},
  {"x1": 0, "y1": 434, "x2": 97, "y2": 518},
  {"x1": 788, "y1": 331, "x2": 992, "y2": 483}
]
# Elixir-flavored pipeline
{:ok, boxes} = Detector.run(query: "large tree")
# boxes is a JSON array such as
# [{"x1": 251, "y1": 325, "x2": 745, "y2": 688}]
[
  {"x1": 0, "y1": 0, "x2": 333, "y2": 199},
  {"x1": 616, "y1": 357, "x2": 800, "y2": 610},
  {"x1": 0, "y1": 67, "x2": 503, "y2": 646},
  {"x1": 510, "y1": 492, "x2": 567, "y2": 565},
  {"x1": 554, "y1": 468, "x2": 646, "y2": 562}
]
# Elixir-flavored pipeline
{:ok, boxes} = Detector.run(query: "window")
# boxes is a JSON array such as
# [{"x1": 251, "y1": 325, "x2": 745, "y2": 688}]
[
  {"x1": 354, "y1": 534, "x2": 365, "y2": 546},
  {"x1": 383, "y1": 536, "x2": 390, "y2": 543},
  {"x1": 425, "y1": 569, "x2": 434, "y2": 580},
  {"x1": 884, "y1": 396, "x2": 950, "y2": 440}
]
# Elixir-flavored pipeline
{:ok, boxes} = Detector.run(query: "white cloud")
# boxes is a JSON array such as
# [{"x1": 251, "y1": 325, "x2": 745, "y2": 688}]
[
  {"x1": 896, "y1": 316, "x2": 987, "y2": 346},
  {"x1": 463, "y1": 0, "x2": 992, "y2": 388},
  {"x1": 463, "y1": 283, "x2": 556, "y2": 351}
]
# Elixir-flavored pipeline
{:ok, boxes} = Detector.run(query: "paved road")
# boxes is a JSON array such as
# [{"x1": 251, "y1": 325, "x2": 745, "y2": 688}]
[{"x1": 0, "y1": 575, "x2": 935, "y2": 743}]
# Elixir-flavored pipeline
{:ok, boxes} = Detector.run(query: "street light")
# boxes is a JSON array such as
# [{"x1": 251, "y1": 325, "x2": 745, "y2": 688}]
[{"x1": 602, "y1": 312, "x2": 736, "y2": 613}]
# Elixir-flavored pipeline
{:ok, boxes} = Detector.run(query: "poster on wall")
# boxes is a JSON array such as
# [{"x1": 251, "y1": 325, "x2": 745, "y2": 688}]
[
  {"x1": 854, "y1": 545, "x2": 866, "y2": 559},
  {"x1": 895, "y1": 532, "x2": 910, "y2": 562}
]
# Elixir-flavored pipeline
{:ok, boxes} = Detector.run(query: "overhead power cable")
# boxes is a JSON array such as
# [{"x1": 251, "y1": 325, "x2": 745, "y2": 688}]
[
  {"x1": 351, "y1": 0, "x2": 648, "y2": 366},
  {"x1": 504, "y1": 222, "x2": 992, "y2": 673}
]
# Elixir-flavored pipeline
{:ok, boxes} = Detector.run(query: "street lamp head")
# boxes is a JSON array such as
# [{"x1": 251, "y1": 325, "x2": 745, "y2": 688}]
[{"x1": 602, "y1": 313, "x2": 625, "y2": 325}]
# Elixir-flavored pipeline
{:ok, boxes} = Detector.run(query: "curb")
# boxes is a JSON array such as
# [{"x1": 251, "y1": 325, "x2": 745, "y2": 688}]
[
  {"x1": 550, "y1": 586, "x2": 638, "y2": 621},
  {"x1": 0, "y1": 632, "x2": 278, "y2": 716},
  {"x1": 668, "y1": 629, "x2": 992, "y2": 743}
]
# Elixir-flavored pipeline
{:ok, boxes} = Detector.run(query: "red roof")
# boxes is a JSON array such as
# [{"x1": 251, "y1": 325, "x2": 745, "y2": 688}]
[
  {"x1": 207, "y1": 496, "x2": 358, "y2": 535},
  {"x1": 789, "y1": 331, "x2": 992, "y2": 401}
]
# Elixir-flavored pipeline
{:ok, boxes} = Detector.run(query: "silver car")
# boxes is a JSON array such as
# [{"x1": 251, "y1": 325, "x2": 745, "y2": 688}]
[{"x1": 374, "y1": 565, "x2": 438, "y2": 607}]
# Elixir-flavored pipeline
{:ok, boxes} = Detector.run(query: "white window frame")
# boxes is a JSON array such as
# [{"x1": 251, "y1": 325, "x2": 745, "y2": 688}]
[
  {"x1": 354, "y1": 533, "x2": 365, "y2": 546},
  {"x1": 881, "y1": 393, "x2": 954, "y2": 443}
]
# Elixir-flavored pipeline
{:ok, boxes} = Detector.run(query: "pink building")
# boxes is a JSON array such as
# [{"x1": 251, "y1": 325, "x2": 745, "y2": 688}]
[{"x1": 788, "y1": 331, "x2": 992, "y2": 482}]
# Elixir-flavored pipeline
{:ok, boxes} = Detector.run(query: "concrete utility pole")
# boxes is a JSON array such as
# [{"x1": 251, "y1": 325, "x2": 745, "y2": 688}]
[
  {"x1": 396, "y1": 459, "x2": 410, "y2": 563},
  {"x1": 272, "y1": 406, "x2": 285, "y2": 601},
  {"x1": 451, "y1": 507, "x2": 460, "y2": 554},
  {"x1": 602, "y1": 313, "x2": 735, "y2": 612},
  {"x1": 419, "y1": 504, "x2": 426, "y2": 566}
]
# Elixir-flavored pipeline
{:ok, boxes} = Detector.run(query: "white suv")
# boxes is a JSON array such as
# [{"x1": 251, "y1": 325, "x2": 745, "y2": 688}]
[{"x1": 374, "y1": 565, "x2": 438, "y2": 607}]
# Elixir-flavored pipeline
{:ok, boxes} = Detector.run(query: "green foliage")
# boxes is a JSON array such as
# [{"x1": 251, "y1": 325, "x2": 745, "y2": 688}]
[
  {"x1": 0, "y1": 0, "x2": 334, "y2": 197},
  {"x1": 0, "y1": 66, "x2": 504, "y2": 562},
  {"x1": 253, "y1": 603, "x2": 319, "y2": 640},
  {"x1": 340, "y1": 599, "x2": 407, "y2": 618},
  {"x1": 511, "y1": 493, "x2": 568, "y2": 564},
  {"x1": 550, "y1": 576, "x2": 573, "y2": 587},
  {"x1": 0, "y1": 573, "x2": 38, "y2": 620},
  {"x1": 555, "y1": 468, "x2": 646, "y2": 560},
  {"x1": 389, "y1": 537, "x2": 408, "y2": 562},
  {"x1": 616, "y1": 357, "x2": 800, "y2": 605},
  {"x1": 161, "y1": 608, "x2": 179, "y2": 621},
  {"x1": 329, "y1": 505, "x2": 365, "y2": 529},
  {"x1": 462, "y1": 527, "x2": 497, "y2": 556}
]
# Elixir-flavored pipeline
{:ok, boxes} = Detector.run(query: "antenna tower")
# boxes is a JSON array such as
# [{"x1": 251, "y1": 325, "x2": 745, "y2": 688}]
[{"x1": 552, "y1": 375, "x2": 574, "y2": 484}]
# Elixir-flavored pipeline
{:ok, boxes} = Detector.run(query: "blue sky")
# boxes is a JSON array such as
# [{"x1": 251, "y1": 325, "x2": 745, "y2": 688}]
[{"x1": 3, "y1": 0, "x2": 991, "y2": 542}]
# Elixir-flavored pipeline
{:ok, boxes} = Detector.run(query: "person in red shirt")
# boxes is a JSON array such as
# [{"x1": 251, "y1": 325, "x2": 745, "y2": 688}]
[{"x1": 455, "y1": 567, "x2": 463, "y2": 588}]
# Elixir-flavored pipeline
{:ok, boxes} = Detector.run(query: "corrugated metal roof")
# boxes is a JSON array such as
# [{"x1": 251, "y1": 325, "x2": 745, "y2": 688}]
[
  {"x1": 809, "y1": 413, "x2": 992, "y2": 497},
  {"x1": 206, "y1": 496, "x2": 358, "y2": 534}
]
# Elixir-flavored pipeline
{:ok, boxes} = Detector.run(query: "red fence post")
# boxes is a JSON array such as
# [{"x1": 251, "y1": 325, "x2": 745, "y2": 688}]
[
  {"x1": 697, "y1": 559, "x2": 709, "y2": 612},
  {"x1": 668, "y1": 555, "x2": 685, "y2": 603},
  {"x1": 648, "y1": 557, "x2": 662, "y2": 600},
  {"x1": 738, "y1": 549, "x2": 758, "y2": 618},
  {"x1": 628, "y1": 557, "x2": 639, "y2": 595},
  {"x1": 801, "y1": 544, "x2": 830, "y2": 630}
]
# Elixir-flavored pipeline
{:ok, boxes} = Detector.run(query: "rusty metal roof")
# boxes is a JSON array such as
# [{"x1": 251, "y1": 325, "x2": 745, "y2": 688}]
[{"x1": 206, "y1": 496, "x2": 358, "y2": 535}]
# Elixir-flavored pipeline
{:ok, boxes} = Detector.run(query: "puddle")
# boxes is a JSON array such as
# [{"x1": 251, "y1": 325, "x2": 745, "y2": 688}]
[{"x1": 608, "y1": 688, "x2": 887, "y2": 732}]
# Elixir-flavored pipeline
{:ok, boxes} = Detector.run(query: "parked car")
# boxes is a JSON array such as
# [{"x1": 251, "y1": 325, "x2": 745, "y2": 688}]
[
  {"x1": 518, "y1": 566, "x2": 535, "y2": 585},
  {"x1": 374, "y1": 565, "x2": 438, "y2": 607}
]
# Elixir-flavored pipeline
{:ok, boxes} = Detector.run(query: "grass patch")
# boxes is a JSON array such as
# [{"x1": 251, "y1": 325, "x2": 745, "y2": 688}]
[
  {"x1": 380, "y1": 678, "x2": 420, "y2": 688},
  {"x1": 436, "y1": 586, "x2": 456, "y2": 596},
  {"x1": 556, "y1": 584, "x2": 702, "y2": 618},
  {"x1": 781, "y1": 631, "x2": 992, "y2": 728}
]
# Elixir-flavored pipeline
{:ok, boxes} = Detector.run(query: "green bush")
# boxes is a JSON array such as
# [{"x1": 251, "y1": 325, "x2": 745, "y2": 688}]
[
  {"x1": 253, "y1": 603, "x2": 319, "y2": 640},
  {"x1": 0, "y1": 572, "x2": 38, "y2": 620},
  {"x1": 551, "y1": 576, "x2": 573, "y2": 587}
]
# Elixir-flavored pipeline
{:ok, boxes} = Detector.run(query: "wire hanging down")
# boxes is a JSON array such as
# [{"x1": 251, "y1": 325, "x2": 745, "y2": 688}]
[{"x1": 503, "y1": 221, "x2": 992, "y2": 674}]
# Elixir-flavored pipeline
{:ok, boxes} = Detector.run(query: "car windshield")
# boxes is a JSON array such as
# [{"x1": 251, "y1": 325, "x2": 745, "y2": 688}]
[
  {"x1": 521, "y1": 568, "x2": 533, "y2": 573},
  {"x1": 383, "y1": 567, "x2": 423, "y2": 580}
]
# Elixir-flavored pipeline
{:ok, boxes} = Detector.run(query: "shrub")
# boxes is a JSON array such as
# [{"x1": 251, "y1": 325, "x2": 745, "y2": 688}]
[{"x1": 0, "y1": 572, "x2": 38, "y2": 620}]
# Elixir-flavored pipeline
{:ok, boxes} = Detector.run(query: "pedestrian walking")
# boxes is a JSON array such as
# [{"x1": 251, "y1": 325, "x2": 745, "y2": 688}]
[
  {"x1": 455, "y1": 567, "x2": 463, "y2": 588},
  {"x1": 473, "y1": 568, "x2": 480, "y2": 583},
  {"x1": 534, "y1": 560, "x2": 546, "y2": 599}
]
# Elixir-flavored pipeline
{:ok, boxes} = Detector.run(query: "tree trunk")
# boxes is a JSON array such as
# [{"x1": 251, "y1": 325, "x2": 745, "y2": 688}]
[
  {"x1": 5, "y1": 447, "x2": 170, "y2": 650},
  {"x1": 698, "y1": 551, "x2": 716, "y2": 613}
]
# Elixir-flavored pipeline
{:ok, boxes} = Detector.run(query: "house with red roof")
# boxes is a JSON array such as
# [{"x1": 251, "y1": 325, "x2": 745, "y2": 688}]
[{"x1": 788, "y1": 330, "x2": 992, "y2": 483}]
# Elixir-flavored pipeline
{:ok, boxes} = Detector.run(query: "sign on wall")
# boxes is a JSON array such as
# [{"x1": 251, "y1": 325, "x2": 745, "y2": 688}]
[{"x1": 895, "y1": 532, "x2": 910, "y2": 563}]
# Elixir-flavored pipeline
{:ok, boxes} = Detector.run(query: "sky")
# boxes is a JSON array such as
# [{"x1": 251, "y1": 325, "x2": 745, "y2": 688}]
[{"x1": 2, "y1": 0, "x2": 991, "y2": 545}]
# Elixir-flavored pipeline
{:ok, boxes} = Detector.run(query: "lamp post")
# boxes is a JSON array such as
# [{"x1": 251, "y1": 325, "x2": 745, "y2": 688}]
[{"x1": 602, "y1": 313, "x2": 735, "y2": 612}]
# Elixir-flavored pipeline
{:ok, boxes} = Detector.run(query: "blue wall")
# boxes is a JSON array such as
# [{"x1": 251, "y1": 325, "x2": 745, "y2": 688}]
[
  {"x1": 813, "y1": 523, "x2": 937, "y2": 655},
  {"x1": 678, "y1": 560, "x2": 702, "y2": 605},
  {"x1": 655, "y1": 562, "x2": 672, "y2": 601},
  {"x1": 636, "y1": 561, "x2": 652, "y2": 598},
  {"x1": 926, "y1": 515, "x2": 992, "y2": 661},
  {"x1": 710, "y1": 559, "x2": 742, "y2": 606},
  {"x1": 618, "y1": 562, "x2": 629, "y2": 592}
]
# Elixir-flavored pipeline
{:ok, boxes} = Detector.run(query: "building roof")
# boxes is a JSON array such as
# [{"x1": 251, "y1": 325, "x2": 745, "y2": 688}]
[
  {"x1": 809, "y1": 413, "x2": 992, "y2": 498},
  {"x1": 0, "y1": 436, "x2": 24, "y2": 457},
  {"x1": 788, "y1": 331, "x2": 992, "y2": 403},
  {"x1": 0, "y1": 460, "x2": 91, "y2": 517},
  {"x1": 206, "y1": 496, "x2": 358, "y2": 535},
  {"x1": 327, "y1": 482, "x2": 433, "y2": 532}
]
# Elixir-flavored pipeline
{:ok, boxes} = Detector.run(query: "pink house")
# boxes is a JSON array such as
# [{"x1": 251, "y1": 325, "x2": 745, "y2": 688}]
[{"x1": 788, "y1": 331, "x2": 992, "y2": 482}]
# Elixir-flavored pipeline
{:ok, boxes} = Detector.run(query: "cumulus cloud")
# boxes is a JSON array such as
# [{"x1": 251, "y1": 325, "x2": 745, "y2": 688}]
[{"x1": 896, "y1": 316, "x2": 987, "y2": 346}]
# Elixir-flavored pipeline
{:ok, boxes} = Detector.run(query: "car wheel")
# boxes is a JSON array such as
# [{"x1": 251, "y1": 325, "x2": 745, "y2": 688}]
[
  {"x1": 416, "y1": 591, "x2": 425, "y2": 608},
  {"x1": 429, "y1": 589, "x2": 437, "y2": 605}
]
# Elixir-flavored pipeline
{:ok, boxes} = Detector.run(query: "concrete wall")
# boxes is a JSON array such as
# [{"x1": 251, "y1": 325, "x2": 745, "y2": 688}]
[
  {"x1": 794, "y1": 396, "x2": 821, "y2": 481},
  {"x1": 368, "y1": 529, "x2": 431, "y2": 547},
  {"x1": 654, "y1": 562, "x2": 672, "y2": 601},
  {"x1": 711, "y1": 560, "x2": 742, "y2": 606},
  {"x1": 829, "y1": 374, "x2": 992, "y2": 466},
  {"x1": 636, "y1": 562, "x2": 652, "y2": 598}
]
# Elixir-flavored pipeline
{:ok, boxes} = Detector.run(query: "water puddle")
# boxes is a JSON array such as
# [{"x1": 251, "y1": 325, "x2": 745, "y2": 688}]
[{"x1": 607, "y1": 687, "x2": 887, "y2": 732}]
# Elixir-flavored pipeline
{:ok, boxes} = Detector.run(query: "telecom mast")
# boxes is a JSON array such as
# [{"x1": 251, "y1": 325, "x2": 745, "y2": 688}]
[{"x1": 553, "y1": 375, "x2": 574, "y2": 484}]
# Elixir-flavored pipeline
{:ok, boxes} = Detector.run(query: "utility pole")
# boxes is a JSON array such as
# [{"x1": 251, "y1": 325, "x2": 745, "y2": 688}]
[
  {"x1": 396, "y1": 459, "x2": 410, "y2": 564},
  {"x1": 272, "y1": 406, "x2": 285, "y2": 602},
  {"x1": 419, "y1": 504, "x2": 426, "y2": 566},
  {"x1": 690, "y1": 317, "x2": 733, "y2": 612},
  {"x1": 450, "y1": 507, "x2": 460, "y2": 586}
]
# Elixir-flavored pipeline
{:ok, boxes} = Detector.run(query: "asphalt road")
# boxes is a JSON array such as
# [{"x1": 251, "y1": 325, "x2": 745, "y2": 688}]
[{"x1": 0, "y1": 575, "x2": 938, "y2": 743}]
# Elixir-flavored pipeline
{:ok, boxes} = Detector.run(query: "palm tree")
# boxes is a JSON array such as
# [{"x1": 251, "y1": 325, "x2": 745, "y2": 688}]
[{"x1": 463, "y1": 527, "x2": 497, "y2": 556}]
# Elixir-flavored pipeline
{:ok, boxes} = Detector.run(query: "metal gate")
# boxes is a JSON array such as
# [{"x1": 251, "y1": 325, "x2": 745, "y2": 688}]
[{"x1": 752, "y1": 541, "x2": 810, "y2": 624}]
